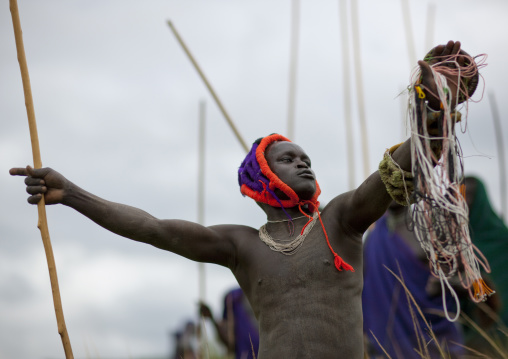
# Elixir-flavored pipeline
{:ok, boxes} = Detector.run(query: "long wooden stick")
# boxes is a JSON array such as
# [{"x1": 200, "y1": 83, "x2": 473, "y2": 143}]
[
  {"x1": 197, "y1": 100, "x2": 207, "y2": 301},
  {"x1": 9, "y1": 1, "x2": 74, "y2": 358},
  {"x1": 338, "y1": 0, "x2": 356, "y2": 190},
  {"x1": 424, "y1": 3, "x2": 436, "y2": 56},
  {"x1": 489, "y1": 92, "x2": 507, "y2": 221},
  {"x1": 350, "y1": 0, "x2": 370, "y2": 179},
  {"x1": 197, "y1": 100, "x2": 208, "y2": 359},
  {"x1": 167, "y1": 20, "x2": 249, "y2": 153},
  {"x1": 400, "y1": 0, "x2": 417, "y2": 69},
  {"x1": 286, "y1": 0, "x2": 300, "y2": 140}
]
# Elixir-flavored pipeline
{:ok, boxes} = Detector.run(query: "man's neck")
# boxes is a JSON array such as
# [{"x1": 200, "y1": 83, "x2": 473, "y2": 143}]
[{"x1": 258, "y1": 202, "x2": 313, "y2": 222}]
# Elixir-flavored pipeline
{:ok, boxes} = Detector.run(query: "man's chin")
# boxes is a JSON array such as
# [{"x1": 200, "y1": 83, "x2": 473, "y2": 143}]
[
  {"x1": 298, "y1": 189, "x2": 317, "y2": 201},
  {"x1": 274, "y1": 186, "x2": 316, "y2": 202}
]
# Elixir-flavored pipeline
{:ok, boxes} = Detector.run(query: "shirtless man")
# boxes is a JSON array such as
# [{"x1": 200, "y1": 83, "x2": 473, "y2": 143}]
[{"x1": 10, "y1": 41, "x2": 466, "y2": 358}]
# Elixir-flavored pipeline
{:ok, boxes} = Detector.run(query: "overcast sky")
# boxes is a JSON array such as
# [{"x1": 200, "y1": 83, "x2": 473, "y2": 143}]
[{"x1": 1, "y1": 1, "x2": 507, "y2": 358}]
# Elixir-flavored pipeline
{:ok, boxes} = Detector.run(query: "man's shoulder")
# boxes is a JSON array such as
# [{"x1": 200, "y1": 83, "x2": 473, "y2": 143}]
[
  {"x1": 321, "y1": 190, "x2": 354, "y2": 215},
  {"x1": 207, "y1": 223, "x2": 258, "y2": 239},
  {"x1": 320, "y1": 190, "x2": 366, "y2": 238}
]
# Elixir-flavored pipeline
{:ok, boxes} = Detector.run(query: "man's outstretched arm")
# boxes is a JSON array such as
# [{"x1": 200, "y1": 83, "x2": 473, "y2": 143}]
[{"x1": 9, "y1": 166, "x2": 237, "y2": 267}]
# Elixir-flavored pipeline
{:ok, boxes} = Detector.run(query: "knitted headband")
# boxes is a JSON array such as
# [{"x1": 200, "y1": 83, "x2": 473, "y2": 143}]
[
  {"x1": 238, "y1": 134, "x2": 321, "y2": 210},
  {"x1": 238, "y1": 134, "x2": 354, "y2": 273}
]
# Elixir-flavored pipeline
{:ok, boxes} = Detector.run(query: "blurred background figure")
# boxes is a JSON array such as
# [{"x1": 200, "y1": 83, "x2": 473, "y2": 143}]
[
  {"x1": 171, "y1": 320, "x2": 198, "y2": 359},
  {"x1": 199, "y1": 287, "x2": 259, "y2": 359},
  {"x1": 460, "y1": 176, "x2": 508, "y2": 356},
  {"x1": 362, "y1": 201, "x2": 465, "y2": 358}
]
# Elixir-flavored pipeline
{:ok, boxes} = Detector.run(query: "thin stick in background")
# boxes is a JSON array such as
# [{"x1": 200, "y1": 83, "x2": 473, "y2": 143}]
[
  {"x1": 197, "y1": 100, "x2": 207, "y2": 301},
  {"x1": 350, "y1": 0, "x2": 370, "y2": 180},
  {"x1": 400, "y1": 0, "x2": 417, "y2": 69},
  {"x1": 287, "y1": 0, "x2": 300, "y2": 141},
  {"x1": 424, "y1": 3, "x2": 436, "y2": 55},
  {"x1": 489, "y1": 92, "x2": 507, "y2": 221},
  {"x1": 338, "y1": 0, "x2": 356, "y2": 190},
  {"x1": 197, "y1": 100, "x2": 208, "y2": 359},
  {"x1": 167, "y1": 20, "x2": 249, "y2": 153},
  {"x1": 9, "y1": 1, "x2": 74, "y2": 358}
]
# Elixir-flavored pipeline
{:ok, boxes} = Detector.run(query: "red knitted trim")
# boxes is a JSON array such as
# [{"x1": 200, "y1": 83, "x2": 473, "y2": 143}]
[
  {"x1": 256, "y1": 134, "x2": 300, "y2": 207},
  {"x1": 240, "y1": 184, "x2": 297, "y2": 207},
  {"x1": 299, "y1": 202, "x2": 354, "y2": 272}
]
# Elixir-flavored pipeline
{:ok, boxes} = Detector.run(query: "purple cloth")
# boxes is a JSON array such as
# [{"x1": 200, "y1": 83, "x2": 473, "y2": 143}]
[
  {"x1": 222, "y1": 288, "x2": 259, "y2": 359},
  {"x1": 362, "y1": 215, "x2": 463, "y2": 358},
  {"x1": 238, "y1": 142, "x2": 266, "y2": 192}
]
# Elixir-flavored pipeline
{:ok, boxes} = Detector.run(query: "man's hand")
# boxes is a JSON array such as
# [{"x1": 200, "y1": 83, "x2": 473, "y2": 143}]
[
  {"x1": 199, "y1": 301, "x2": 216, "y2": 321},
  {"x1": 418, "y1": 40, "x2": 466, "y2": 110},
  {"x1": 9, "y1": 166, "x2": 68, "y2": 205}
]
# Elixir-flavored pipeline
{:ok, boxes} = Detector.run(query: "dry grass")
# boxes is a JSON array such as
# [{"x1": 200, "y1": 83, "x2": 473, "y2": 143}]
[{"x1": 366, "y1": 266, "x2": 508, "y2": 359}]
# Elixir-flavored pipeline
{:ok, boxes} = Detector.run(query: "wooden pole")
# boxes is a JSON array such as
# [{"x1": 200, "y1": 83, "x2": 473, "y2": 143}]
[
  {"x1": 286, "y1": 0, "x2": 300, "y2": 140},
  {"x1": 197, "y1": 100, "x2": 207, "y2": 302},
  {"x1": 488, "y1": 92, "x2": 507, "y2": 221},
  {"x1": 338, "y1": 0, "x2": 356, "y2": 190},
  {"x1": 197, "y1": 100, "x2": 208, "y2": 359},
  {"x1": 9, "y1": 1, "x2": 73, "y2": 358},
  {"x1": 424, "y1": 3, "x2": 436, "y2": 56},
  {"x1": 350, "y1": 0, "x2": 370, "y2": 179},
  {"x1": 400, "y1": 0, "x2": 417, "y2": 69},
  {"x1": 167, "y1": 20, "x2": 249, "y2": 153}
]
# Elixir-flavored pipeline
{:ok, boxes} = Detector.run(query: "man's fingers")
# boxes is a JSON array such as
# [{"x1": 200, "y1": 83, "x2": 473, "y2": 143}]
[
  {"x1": 457, "y1": 52, "x2": 466, "y2": 67},
  {"x1": 26, "y1": 165, "x2": 35, "y2": 176},
  {"x1": 433, "y1": 45, "x2": 445, "y2": 57},
  {"x1": 9, "y1": 167, "x2": 28, "y2": 176},
  {"x1": 27, "y1": 193, "x2": 43, "y2": 205},
  {"x1": 10, "y1": 166, "x2": 52, "y2": 179},
  {"x1": 451, "y1": 41, "x2": 461, "y2": 55},
  {"x1": 25, "y1": 177, "x2": 44, "y2": 186},
  {"x1": 26, "y1": 166, "x2": 52, "y2": 178},
  {"x1": 442, "y1": 40, "x2": 455, "y2": 56},
  {"x1": 418, "y1": 60, "x2": 432, "y2": 77},
  {"x1": 26, "y1": 185, "x2": 46, "y2": 195},
  {"x1": 426, "y1": 41, "x2": 463, "y2": 68}
]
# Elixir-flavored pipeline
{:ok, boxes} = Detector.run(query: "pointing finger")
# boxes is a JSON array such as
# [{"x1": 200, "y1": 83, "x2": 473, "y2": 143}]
[
  {"x1": 9, "y1": 167, "x2": 29, "y2": 176},
  {"x1": 26, "y1": 165, "x2": 34, "y2": 176},
  {"x1": 26, "y1": 166, "x2": 52, "y2": 179}
]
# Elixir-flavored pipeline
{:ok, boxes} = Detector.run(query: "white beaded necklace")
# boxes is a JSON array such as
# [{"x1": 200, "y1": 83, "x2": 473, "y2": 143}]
[
  {"x1": 258, "y1": 212, "x2": 318, "y2": 255},
  {"x1": 266, "y1": 215, "x2": 307, "y2": 223}
]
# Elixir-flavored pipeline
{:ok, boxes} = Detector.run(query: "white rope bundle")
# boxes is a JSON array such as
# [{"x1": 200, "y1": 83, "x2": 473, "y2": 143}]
[{"x1": 407, "y1": 67, "x2": 492, "y2": 321}]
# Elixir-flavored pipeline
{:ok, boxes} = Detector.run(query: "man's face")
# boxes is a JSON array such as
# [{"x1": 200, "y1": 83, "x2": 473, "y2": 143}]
[{"x1": 265, "y1": 141, "x2": 316, "y2": 200}]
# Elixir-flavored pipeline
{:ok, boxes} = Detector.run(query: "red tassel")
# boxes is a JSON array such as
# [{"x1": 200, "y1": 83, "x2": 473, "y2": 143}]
[
  {"x1": 334, "y1": 254, "x2": 355, "y2": 272},
  {"x1": 298, "y1": 204, "x2": 355, "y2": 273}
]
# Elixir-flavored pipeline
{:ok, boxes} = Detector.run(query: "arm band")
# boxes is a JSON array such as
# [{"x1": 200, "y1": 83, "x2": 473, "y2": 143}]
[{"x1": 379, "y1": 146, "x2": 415, "y2": 206}]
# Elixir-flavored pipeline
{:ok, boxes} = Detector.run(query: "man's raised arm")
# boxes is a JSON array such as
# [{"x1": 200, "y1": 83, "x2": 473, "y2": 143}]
[
  {"x1": 334, "y1": 41, "x2": 465, "y2": 234},
  {"x1": 9, "y1": 166, "x2": 237, "y2": 267},
  {"x1": 339, "y1": 140, "x2": 411, "y2": 234}
]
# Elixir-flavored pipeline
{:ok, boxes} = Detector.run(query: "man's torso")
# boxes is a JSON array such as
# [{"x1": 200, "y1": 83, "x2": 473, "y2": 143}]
[{"x1": 227, "y1": 212, "x2": 364, "y2": 358}]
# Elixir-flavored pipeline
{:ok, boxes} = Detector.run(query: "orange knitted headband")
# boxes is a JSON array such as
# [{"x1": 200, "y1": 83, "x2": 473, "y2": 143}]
[{"x1": 239, "y1": 134, "x2": 321, "y2": 210}]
